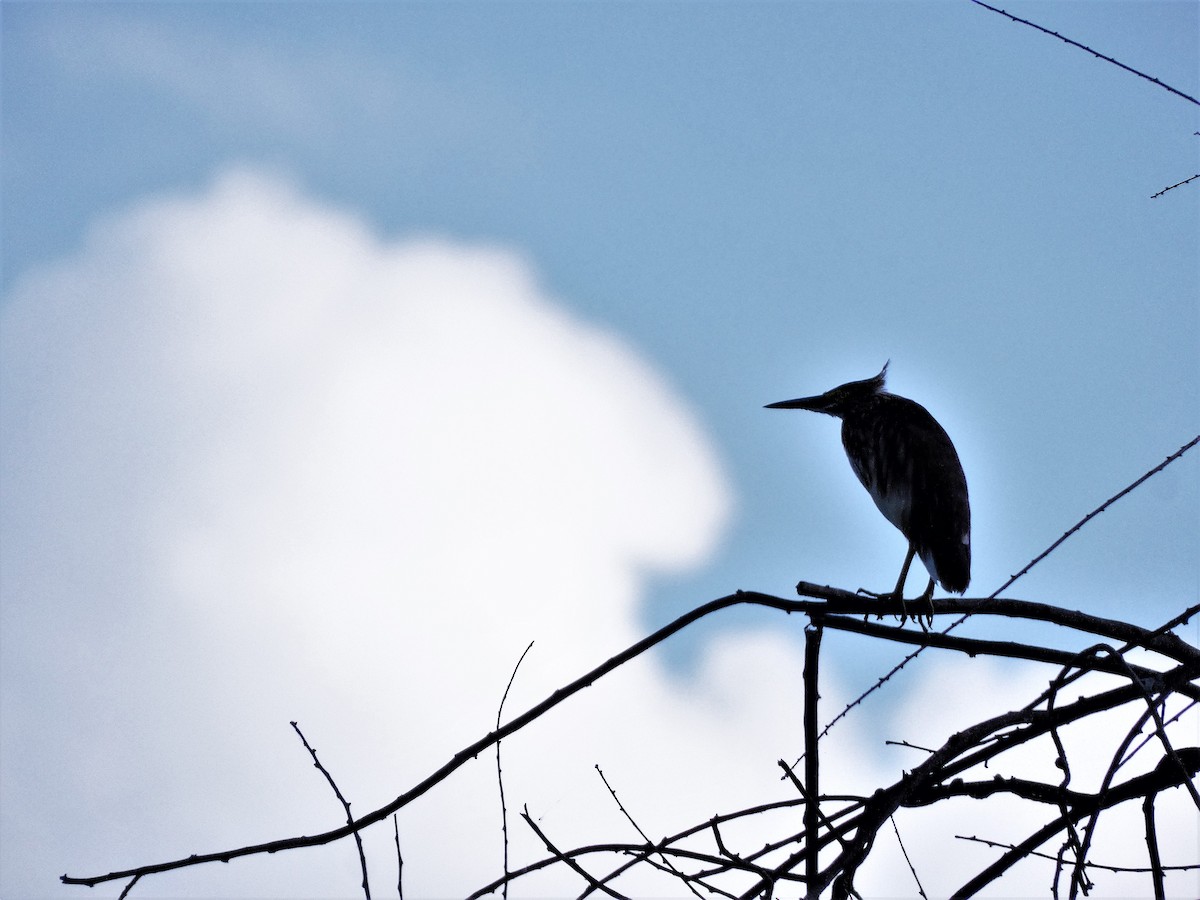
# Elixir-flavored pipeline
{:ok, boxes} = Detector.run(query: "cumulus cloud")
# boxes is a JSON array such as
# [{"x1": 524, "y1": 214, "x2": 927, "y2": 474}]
[
  {"x1": 0, "y1": 168, "x2": 738, "y2": 896},
  {"x1": 2, "y1": 170, "x2": 1193, "y2": 899}
]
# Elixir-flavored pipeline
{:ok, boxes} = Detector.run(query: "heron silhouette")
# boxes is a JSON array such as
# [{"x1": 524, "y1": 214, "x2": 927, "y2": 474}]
[{"x1": 767, "y1": 362, "x2": 970, "y2": 624}]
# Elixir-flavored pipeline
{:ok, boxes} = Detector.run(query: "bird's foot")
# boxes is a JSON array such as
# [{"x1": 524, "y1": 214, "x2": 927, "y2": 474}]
[
  {"x1": 855, "y1": 586, "x2": 886, "y2": 621},
  {"x1": 912, "y1": 587, "x2": 935, "y2": 632},
  {"x1": 856, "y1": 587, "x2": 922, "y2": 628}
]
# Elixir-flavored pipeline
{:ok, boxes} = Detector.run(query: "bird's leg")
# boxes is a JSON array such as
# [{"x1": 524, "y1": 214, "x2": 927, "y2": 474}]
[
  {"x1": 858, "y1": 544, "x2": 917, "y2": 624},
  {"x1": 915, "y1": 577, "x2": 935, "y2": 631},
  {"x1": 890, "y1": 545, "x2": 917, "y2": 626},
  {"x1": 891, "y1": 544, "x2": 916, "y2": 604}
]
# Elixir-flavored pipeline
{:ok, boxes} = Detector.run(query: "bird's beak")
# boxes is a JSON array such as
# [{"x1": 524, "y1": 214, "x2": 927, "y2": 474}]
[{"x1": 764, "y1": 392, "x2": 834, "y2": 412}]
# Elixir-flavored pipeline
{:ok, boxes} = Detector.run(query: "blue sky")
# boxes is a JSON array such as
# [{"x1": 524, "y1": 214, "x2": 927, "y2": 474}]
[{"x1": 2, "y1": 3, "x2": 1197, "y2": 898}]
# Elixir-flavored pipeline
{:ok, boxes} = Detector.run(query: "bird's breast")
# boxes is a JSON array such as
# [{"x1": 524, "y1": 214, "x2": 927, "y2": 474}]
[
  {"x1": 868, "y1": 482, "x2": 911, "y2": 533},
  {"x1": 845, "y1": 427, "x2": 913, "y2": 534}
]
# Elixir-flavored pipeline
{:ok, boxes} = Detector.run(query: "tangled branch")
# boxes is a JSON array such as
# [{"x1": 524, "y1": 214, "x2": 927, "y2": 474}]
[{"x1": 61, "y1": 438, "x2": 1199, "y2": 897}]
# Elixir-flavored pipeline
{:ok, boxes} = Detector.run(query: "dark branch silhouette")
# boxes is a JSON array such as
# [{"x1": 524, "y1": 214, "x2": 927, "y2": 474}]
[
  {"x1": 495, "y1": 640, "x2": 534, "y2": 900},
  {"x1": 60, "y1": 438, "x2": 1199, "y2": 898},
  {"x1": 290, "y1": 721, "x2": 371, "y2": 900},
  {"x1": 392, "y1": 815, "x2": 403, "y2": 900},
  {"x1": 799, "y1": 435, "x2": 1200, "y2": 747},
  {"x1": 61, "y1": 592, "x2": 1199, "y2": 896},
  {"x1": 969, "y1": 0, "x2": 1200, "y2": 106},
  {"x1": 1152, "y1": 173, "x2": 1200, "y2": 199},
  {"x1": 803, "y1": 622, "x2": 823, "y2": 895}
]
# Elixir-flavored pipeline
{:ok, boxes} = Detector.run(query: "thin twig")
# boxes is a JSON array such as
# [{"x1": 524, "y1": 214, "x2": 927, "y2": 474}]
[
  {"x1": 1069, "y1": 681, "x2": 1188, "y2": 900},
  {"x1": 1143, "y1": 791, "x2": 1166, "y2": 900},
  {"x1": 1043, "y1": 667, "x2": 1087, "y2": 899},
  {"x1": 1123, "y1": 699, "x2": 1199, "y2": 768},
  {"x1": 969, "y1": 0, "x2": 1200, "y2": 105},
  {"x1": 63, "y1": 593, "x2": 1198, "y2": 891},
  {"x1": 290, "y1": 721, "x2": 371, "y2": 900},
  {"x1": 777, "y1": 760, "x2": 855, "y2": 854},
  {"x1": 885, "y1": 739, "x2": 936, "y2": 755},
  {"x1": 806, "y1": 435, "x2": 1200, "y2": 746},
  {"x1": 951, "y1": 749, "x2": 1200, "y2": 897},
  {"x1": 989, "y1": 436, "x2": 1200, "y2": 600},
  {"x1": 61, "y1": 438, "x2": 1200, "y2": 896},
  {"x1": 520, "y1": 806, "x2": 630, "y2": 899},
  {"x1": 477, "y1": 831, "x2": 803, "y2": 900},
  {"x1": 889, "y1": 816, "x2": 927, "y2": 899},
  {"x1": 392, "y1": 815, "x2": 403, "y2": 900},
  {"x1": 1151, "y1": 173, "x2": 1200, "y2": 199},
  {"x1": 754, "y1": 666, "x2": 1199, "y2": 899},
  {"x1": 116, "y1": 873, "x2": 141, "y2": 900},
  {"x1": 954, "y1": 833, "x2": 1198, "y2": 874},
  {"x1": 594, "y1": 764, "x2": 704, "y2": 899},
  {"x1": 1092, "y1": 649, "x2": 1200, "y2": 809},
  {"x1": 63, "y1": 592, "x2": 776, "y2": 887},
  {"x1": 496, "y1": 640, "x2": 535, "y2": 900}
]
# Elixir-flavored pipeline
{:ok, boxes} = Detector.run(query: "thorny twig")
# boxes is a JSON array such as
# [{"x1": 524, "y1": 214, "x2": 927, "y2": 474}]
[
  {"x1": 955, "y1": 832, "x2": 1198, "y2": 874},
  {"x1": 594, "y1": 765, "x2": 704, "y2": 899},
  {"x1": 520, "y1": 806, "x2": 629, "y2": 899},
  {"x1": 952, "y1": 750, "x2": 1200, "y2": 898},
  {"x1": 290, "y1": 721, "x2": 371, "y2": 900},
  {"x1": 969, "y1": 0, "x2": 1200, "y2": 106},
  {"x1": 802, "y1": 435, "x2": 1199, "y2": 748},
  {"x1": 1151, "y1": 173, "x2": 1200, "y2": 199},
  {"x1": 61, "y1": 438, "x2": 1199, "y2": 899}
]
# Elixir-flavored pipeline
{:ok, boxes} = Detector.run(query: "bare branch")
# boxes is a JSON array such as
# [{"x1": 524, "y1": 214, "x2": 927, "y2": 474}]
[
  {"x1": 801, "y1": 435, "x2": 1200, "y2": 746},
  {"x1": 954, "y1": 833, "x2": 1198, "y2": 874},
  {"x1": 59, "y1": 441, "x2": 1199, "y2": 898},
  {"x1": 778, "y1": 760, "x2": 855, "y2": 855},
  {"x1": 758, "y1": 666, "x2": 1199, "y2": 899},
  {"x1": 826, "y1": 591, "x2": 1197, "y2": 664},
  {"x1": 1071, "y1": 681, "x2": 1195, "y2": 899},
  {"x1": 951, "y1": 749, "x2": 1200, "y2": 898},
  {"x1": 1151, "y1": 173, "x2": 1200, "y2": 199},
  {"x1": 1143, "y1": 791, "x2": 1166, "y2": 900},
  {"x1": 115, "y1": 873, "x2": 140, "y2": 900},
  {"x1": 1124, "y1": 698, "x2": 1200, "y2": 768},
  {"x1": 61, "y1": 592, "x2": 771, "y2": 888},
  {"x1": 392, "y1": 815, "x2": 402, "y2": 900},
  {"x1": 990, "y1": 436, "x2": 1200, "y2": 600},
  {"x1": 889, "y1": 816, "x2": 928, "y2": 900},
  {"x1": 969, "y1": 0, "x2": 1200, "y2": 106},
  {"x1": 496, "y1": 640, "x2": 534, "y2": 899},
  {"x1": 798, "y1": 599, "x2": 1200, "y2": 690},
  {"x1": 62, "y1": 593, "x2": 1199, "y2": 891},
  {"x1": 290, "y1": 721, "x2": 371, "y2": 900},
  {"x1": 593, "y1": 764, "x2": 703, "y2": 899},
  {"x1": 803, "y1": 621, "x2": 823, "y2": 899},
  {"x1": 520, "y1": 807, "x2": 629, "y2": 900},
  {"x1": 1043, "y1": 669, "x2": 1086, "y2": 899}
]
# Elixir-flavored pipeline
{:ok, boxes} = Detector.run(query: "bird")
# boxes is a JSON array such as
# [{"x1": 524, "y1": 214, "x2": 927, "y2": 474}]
[{"x1": 766, "y1": 362, "x2": 970, "y2": 624}]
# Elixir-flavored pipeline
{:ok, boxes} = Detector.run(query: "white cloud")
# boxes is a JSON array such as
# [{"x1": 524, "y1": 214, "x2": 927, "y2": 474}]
[
  {"x1": 1, "y1": 167, "x2": 739, "y2": 897},
  {"x1": 2, "y1": 170, "x2": 1194, "y2": 899}
]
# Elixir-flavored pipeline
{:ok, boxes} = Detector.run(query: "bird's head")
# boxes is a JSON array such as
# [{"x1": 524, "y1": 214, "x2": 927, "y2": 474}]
[{"x1": 765, "y1": 361, "x2": 889, "y2": 418}]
